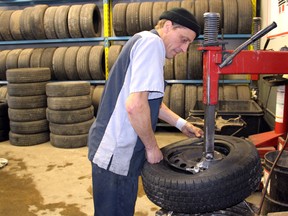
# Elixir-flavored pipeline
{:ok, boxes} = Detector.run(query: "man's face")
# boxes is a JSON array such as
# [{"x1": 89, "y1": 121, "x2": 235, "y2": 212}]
[{"x1": 162, "y1": 21, "x2": 197, "y2": 59}]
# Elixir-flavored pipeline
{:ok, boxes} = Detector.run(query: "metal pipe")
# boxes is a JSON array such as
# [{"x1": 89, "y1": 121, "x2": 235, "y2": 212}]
[
  {"x1": 219, "y1": 22, "x2": 277, "y2": 68},
  {"x1": 203, "y1": 105, "x2": 216, "y2": 159}
]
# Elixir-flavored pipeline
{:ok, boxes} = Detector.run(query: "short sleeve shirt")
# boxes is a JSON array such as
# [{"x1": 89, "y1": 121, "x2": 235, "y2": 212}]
[{"x1": 88, "y1": 30, "x2": 166, "y2": 176}]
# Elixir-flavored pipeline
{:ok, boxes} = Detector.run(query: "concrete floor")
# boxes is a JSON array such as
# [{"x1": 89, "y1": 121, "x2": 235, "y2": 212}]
[{"x1": 0, "y1": 131, "x2": 262, "y2": 216}]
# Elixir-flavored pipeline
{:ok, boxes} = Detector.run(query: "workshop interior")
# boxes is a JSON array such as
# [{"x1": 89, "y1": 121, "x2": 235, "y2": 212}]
[{"x1": 0, "y1": 0, "x2": 288, "y2": 215}]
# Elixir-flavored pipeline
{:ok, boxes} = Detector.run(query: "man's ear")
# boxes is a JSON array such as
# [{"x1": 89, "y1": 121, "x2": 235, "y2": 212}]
[{"x1": 163, "y1": 20, "x2": 173, "y2": 33}]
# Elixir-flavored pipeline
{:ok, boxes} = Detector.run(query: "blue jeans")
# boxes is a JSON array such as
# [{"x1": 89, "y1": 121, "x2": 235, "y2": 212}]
[{"x1": 91, "y1": 149, "x2": 146, "y2": 216}]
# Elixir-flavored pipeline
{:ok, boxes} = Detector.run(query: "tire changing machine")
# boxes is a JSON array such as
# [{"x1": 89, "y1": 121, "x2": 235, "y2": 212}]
[{"x1": 156, "y1": 12, "x2": 288, "y2": 216}]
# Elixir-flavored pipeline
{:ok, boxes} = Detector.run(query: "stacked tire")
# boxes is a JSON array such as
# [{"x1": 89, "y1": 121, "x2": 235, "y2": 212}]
[
  {"x1": 46, "y1": 81, "x2": 94, "y2": 148},
  {"x1": 6, "y1": 68, "x2": 51, "y2": 146},
  {"x1": 0, "y1": 46, "x2": 105, "y2": 81},
  {"x1": 0, "y1": 3, "x2": 101, "y2": 40},
  {"x1": 164, "y1": 84, "x2": 251, "y2": 119},
  {"x1": 112, "y1": 0, "x2": 252, "y2": 36}
]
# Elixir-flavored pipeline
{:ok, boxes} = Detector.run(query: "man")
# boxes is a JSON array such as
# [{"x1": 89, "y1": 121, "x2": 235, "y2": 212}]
[{"x1": 88, "y1": 7, "x2": 203, "y2": 216}]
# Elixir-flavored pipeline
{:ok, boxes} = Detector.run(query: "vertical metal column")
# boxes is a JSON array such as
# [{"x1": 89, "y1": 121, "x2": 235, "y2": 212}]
[{"x1": 103, "y1": 0, "x2": 112, "y2": 79}]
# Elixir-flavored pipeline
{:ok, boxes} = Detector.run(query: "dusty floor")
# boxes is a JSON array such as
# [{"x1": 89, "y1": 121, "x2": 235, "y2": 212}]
[{"x1": 0, "y1": 131, "x2": 262, "y2": 216}]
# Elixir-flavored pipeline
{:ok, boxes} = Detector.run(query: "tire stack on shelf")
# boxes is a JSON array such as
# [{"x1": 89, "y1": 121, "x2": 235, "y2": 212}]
[
  {"x1": 46, "y1": 81, "x2": 94, "y2": 148},
  {"x1": 0, "y1": 46, "x2": 105, "y2": 81},
  {"x1": 163, "y1": 84, "x2": 251, "y2": 119},
  {"x1": 0, "y1": 3, "x2": 101, "y2": 40},
  {"x1": 6, "y1": 68, "x2": 51, "y2": 146},
  {"x1": 112, "y1": 0, "x2": 252, "y2": 37}
]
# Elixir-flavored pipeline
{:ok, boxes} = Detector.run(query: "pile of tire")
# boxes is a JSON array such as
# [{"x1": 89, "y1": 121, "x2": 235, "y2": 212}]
[
  {"x1": 46, "y1": 81, "x2": 94, "y2": 148},
  {"x1": 0, "y1": 3, "x2": 101, "y2": 40},
  {"x1": 91, "y1": 85, "x2": 105, "y2": 116},
  {"x1": 112, "y1": 0, "x2": 252, "y2": 36},
  {"x1": 0, "y1": 99, "x2": 9, "y2": 142},
  {"x1": 108, "y1": 42, "x2": 202, "y2": 80},
  {"x1": 164, "y1": 84, "x2": 251, "y2": 119},
  {"x1": 6, "y1": 68, "x2": 51, "y2": 146},
  {"x1": 0, "y1": 46, "x2": 105, "y2": 81}
]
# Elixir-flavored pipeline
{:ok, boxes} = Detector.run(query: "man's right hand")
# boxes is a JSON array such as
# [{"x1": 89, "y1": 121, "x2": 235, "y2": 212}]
[{"x1": 145, "y1": 145, "x2": 163, "y2": 164}]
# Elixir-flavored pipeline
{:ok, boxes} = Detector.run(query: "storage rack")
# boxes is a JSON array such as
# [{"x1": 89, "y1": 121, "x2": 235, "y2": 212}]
[{"x1": 0, "y1": 0, "x2": 252, "y2": 86}]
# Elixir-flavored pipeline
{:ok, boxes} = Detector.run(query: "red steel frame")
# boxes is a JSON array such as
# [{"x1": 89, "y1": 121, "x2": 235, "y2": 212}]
[{"x1": 201, "y1": 46, "x2": 288, "y2": 153}]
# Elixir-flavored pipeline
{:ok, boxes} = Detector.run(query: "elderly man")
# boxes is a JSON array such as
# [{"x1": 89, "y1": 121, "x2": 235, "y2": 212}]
[{"x1": 88, "y1": 7, "x2": 203, "y2": 216}]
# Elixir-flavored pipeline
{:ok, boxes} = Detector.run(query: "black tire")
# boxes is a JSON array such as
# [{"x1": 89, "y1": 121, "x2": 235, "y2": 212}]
[
  {"x1": 64, "y1": 46, "x2": 81, "y2": 80},
  {"x1": 163, "y1": 84, "x2": 171, "y2": 108},
  {"x1": 126, "y1": 2, "x2": 141, "y2": 36},
  {"x1": 112, "y1": 3, "x2": 128, "y2": 36},
  {"x1": 6, "y1": 68, "x2": 51, "y2": 83},
  {"x1": 166, "y1": 1, "x2": 181, "y2": 10},
  {"x1": 209, "y1": 0, "x2": 223, "y2": 32},
  {"x1": 76, "y1": 46, "x2": 92, "y2": 80},
  {"x1": 44, "y1": 6, "x2": 58, "y2": 39},
  {"x1": 164, "y1": 58, "x2": 174, "y2": 80},
  {"x1": 50, "y1": 133, "x2": 88, "y2": 148},
  {"x1": 8, "y1": 82, "x2": 47, "y2": 96},
  {"x1": 91, "y1": 85, "x2": 104, "y2": 115},
  {"x1": 237, "y1": 85, "x2": 251, "y2": 100},
  {"x1": 8, "y1": 95, "x2": 47, "y2": 109},
  {"x1": 219, "y1": 86, "x2": 224, "y2": 100},
  {"x1": 108, "y1": 45, "x2": 122, "y2": 71},
  {"x1": 223, "y1": 85, "x2": 237, "y2": 100},
  {"x1": 89, "y1": 46, "x2": 105, "y2": 80},
  {"x1": 20, "y1": 7, "x2": 35, "y2": 40},
  {"x1": 197, "y1": 86, "x2": 203, "y2": 101},
  {"x1": 46, "y1": 81, "x2": 91, "y2": 97},
  {"x1": 180, "y1": 0, "x2": 195, "y2": 14},
  {"x1": 174, "y1": 52, "x2": 187, "y2": 80},
  {"x1": 195, "y1": 0, "x2": 209, "y2": 34},
  {"x1": 54, "y1": 5, "x2": 70, "y2": 39},
  {"x1": 47, "y1": 95, "x2": 91, "y2": 111},
  {"x1": 10, "y1": 119, "x2": 49, "y2": 134},
  {"x1": 68, "y1": 5, "x2": 83, "y2": 38},
  {"x1": 49, "y1": 117, "x2": 94, "y2": 135},
  {"x1": 40, "y1": 48, "x2": 56, "y2": 80},
  {"x1": 170, "y1": 84, "x2": 185, "y2": 118},
  {"x1": 46, "y1": 106, "x2": 94, "y2": 124},
  {"x1": 9, "y1": 107, "x2": 46, "y2": 122},
  {"x1": 52, "y1": 47, "x2": 68, "y2": 80},
  {"x1": 31, "y1": 5, "x2": 48, "y2": 39},
  {"x1": 30, "y1": 48, "x2": 45, "y2": 68},
  {"x1": 185, "y1": 85, "x2": 197, "y2": 118},
  {"x1": 139, "y1": 2, "x2": 154, "y2": 31},
  {"x1": 152, "y1": 2, "x2": 167, "y2": 27},
  {"x1": 237, "y1": 0, "x2": 252, "y2": 34},
  {"x1": 80, "y1": 4, "x2": 102, "y2": 37},
  {"x1": 141, "y1": 135, "x2": 262, "y2": 214},
  {"x1": 9, "y1": 131, "x2": 49, "y2": 146},
  {"x1": 18, "y1": 48, "x2": 34, "y2": 68},
  {"x1": 6, "y1": 49, "x2": 22, "y2": 69},
  {"x1": 223, "y1": 0, "x2": 238, "y2": 34},
  {"x1": 187, "y1": 43, "x2": 203, "y2": 80},
  {"x1": 10, "y1": 10, "x2": 23, "y2": 40},
  {"x1": 0, "y1": 10, "x2": 14, "y2": 41}
]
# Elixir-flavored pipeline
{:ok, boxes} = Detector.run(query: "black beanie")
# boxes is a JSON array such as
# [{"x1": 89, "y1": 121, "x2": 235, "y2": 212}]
[{"x1": 159, "y1": 7, "x2": 201, "y2": 38}]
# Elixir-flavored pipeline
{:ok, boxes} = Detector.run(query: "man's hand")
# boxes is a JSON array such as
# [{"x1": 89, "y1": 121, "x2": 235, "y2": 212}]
[
  {"x1": 145, "y1": 145, "x2": 163, "y2": 164},
  {"x1": 181, "y1": 121, "x2": 204, "y2": 138}
]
